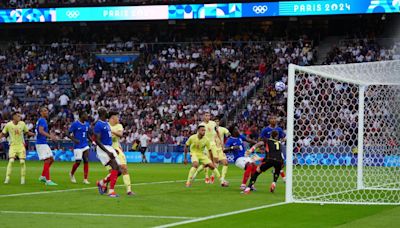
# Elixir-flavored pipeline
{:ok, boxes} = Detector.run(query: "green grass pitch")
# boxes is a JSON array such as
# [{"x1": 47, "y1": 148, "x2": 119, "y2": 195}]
[{"x1": 0, "y1": 161, "x2": 398, "y2": 227}]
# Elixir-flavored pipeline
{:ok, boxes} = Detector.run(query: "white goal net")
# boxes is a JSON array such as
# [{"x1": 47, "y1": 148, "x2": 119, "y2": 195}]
[{"x1": 286, "y1": 60, "x2": 400, "y2": 205}]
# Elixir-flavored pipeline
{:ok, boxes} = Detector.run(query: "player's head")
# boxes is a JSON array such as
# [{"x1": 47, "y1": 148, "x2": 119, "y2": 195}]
[
  {"x1": 271, "y1": 130, "x2": 279, "y2": 140},
  {"x1": 12, "y1": 111, "x2": 21, "y2": 122},
  {"x1": 108, "y1": 111, "x2": 119, "y2": 125},
  {"x1": 228, "y1": 125, "x2": 240, "y2": 137},
  {"x1": 269, "y1": 116, "x2": 277, "y2": 127},
  {"x1": 39, "y1": 107, "x2": 49, "y2": 118},
  {"x1": 203, "y1": 111, "x2": 211, "y2": 122},
  {"x1": 197, "y1": 125, "x2": 206, "y2": 137},
  {"x1": 214, "y1": 114, "x2": 224, "y2": 126},
  {"x1": 97, "y1": 107, "x2": 108, "y2": 120},
  {"x1": 79, "y1": 111, "x2": 88, "y2": 122}
]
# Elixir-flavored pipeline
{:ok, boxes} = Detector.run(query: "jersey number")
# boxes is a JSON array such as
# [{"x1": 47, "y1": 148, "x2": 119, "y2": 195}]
[{"x1": 274, "y1": 141, "x2": 280, "y2": 150}]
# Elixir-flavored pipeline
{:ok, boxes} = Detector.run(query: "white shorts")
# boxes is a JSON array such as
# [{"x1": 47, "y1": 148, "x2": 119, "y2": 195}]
[
  {"x1": 96, "y1": 145, "x2": 120, "y2": 166},
  {"x1": 74, "y1": 146, "x2": 90, "y2": 161},
  {"x1": 235, "y1": 157, "x2": 253, "y2": 170},
  {"x1": 36, "y1": 144, "x2": 53, "y2": 160}
]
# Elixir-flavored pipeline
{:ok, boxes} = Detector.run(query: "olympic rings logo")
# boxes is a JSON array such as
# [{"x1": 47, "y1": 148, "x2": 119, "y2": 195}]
[
  {"x1": 66, "y1": 10, "x2": 80, "y2": 18},
  {"x1": 252, "y1": 5, "x2": 268, "y2": 14}
]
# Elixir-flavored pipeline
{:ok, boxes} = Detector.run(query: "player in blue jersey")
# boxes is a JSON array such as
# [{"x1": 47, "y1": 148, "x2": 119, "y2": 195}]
[
  {"x1": 36, "y1": 107, "x2": 58, "y2": 186},
  {"x1": 225, "y1": 126, "x2": 264, "y2": 190},
  {"x1": 260, "y1": 116, "x2": 287, "y2": 182},
  {"x1": 68, "y1": 111, "x2": 90, "y2": 184},
  {"x1": 94, "y1": 107, "x2": 121, "y2": 198},
  {"x1": 260, "y1": 116, "x2": 286, "y2": 140}
]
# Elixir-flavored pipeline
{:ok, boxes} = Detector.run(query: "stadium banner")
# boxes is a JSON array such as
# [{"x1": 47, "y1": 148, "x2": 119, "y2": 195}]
[
  {"x1": 95, "y1": 53, "x2": 139, "y2": 63},
  {"x1": 279, "y1": 0, "x2": 400, "y2": 16},
  {"x1": 23, "y1": 147, "x2": 400, "y2": 167},
  {"x1": 0, "y1": 0, "x2": 398, "y2": 23}
]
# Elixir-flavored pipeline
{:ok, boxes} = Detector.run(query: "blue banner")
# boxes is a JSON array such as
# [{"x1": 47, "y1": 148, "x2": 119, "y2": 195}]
[
  {"x1": 95, "y1": 54, "x2": 139, "y2": 63},
  {"x1": 279, "y1": 0, "x2": 399, "y2": 16},
  {"x1": 0, "y1": 1, "x2": 398, "y2": 23}
]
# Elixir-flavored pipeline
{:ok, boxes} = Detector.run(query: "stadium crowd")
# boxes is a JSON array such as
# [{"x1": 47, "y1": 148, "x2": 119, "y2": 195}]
[
  {"x1": 233, "y1": 37, "x2": 315, "y2": 140},
  {"x1": 0, "y1": 37, "x2": 276, "y2": 145},
  {"x1": 1, "y1": 29, "x2": 397, "y2": 149},
  {"x1": 324, "y1": 38, "x2": 400, "y2": 64}
]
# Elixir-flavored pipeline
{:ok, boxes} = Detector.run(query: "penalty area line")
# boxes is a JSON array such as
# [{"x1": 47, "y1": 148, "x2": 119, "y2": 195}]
[
  {"x1": 154, "y1": 201, "x2": 289, "y2": 228},
  {"x1": 0, "y1": 180, "x2": 186, "y2": 198},
  {"x1": 0, "y1": 211, "x2": 197, "y2": 220}
]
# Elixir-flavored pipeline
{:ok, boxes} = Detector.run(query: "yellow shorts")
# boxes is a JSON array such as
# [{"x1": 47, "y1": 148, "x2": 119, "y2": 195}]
[
  {"x1": 216, "y1": 148, "x2": 227, "y2": 161},
  {"x1": 9, "y1": 146, "x2": 26, "y2": 159},
  {"x1": 115, "y1": 147, "x2": 127, "y2": 165},
  {"x1": 191, "y1": 153, "x2": 212, "y2": 165}
]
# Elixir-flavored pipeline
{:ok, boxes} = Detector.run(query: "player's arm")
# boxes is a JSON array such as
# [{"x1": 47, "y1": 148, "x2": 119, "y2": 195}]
[
  {"x1": 214, "y1": 126, "x2": 225, "y2": 150},
  {"x1": 245, "y1": 141, "x2": 265, "y2": 156},
  {"x1": 0, "y1": 132, "x2": 8, "y2": 139},
  {"x1": 111, "y1": 128, "x2": 123, "y2": 138},
  {"x1": 223, "y1": 145, "x2": 241, "y2": 152},
  {"x1": 208, "y1": 149, "x2": 214, "y2": 162},
  {"x1": 244, "y1": 136, "x2": 258, "y2": 145},
  {"x1": 38, "y1": 126, "x2": 57, "y2": 141},
  {"x1": 22, "y1": 123, "x2": 35, "y2": 137},
  {"x1": 26, "y1": 131, "x2": 35, "y2": 137},
  {"x1": 0, "y1": 125, "x2": 9, "y2": 139},
  {"x1": 87, "y1": 127, "x2": 95, "y2": 146},
  {"x1": 67, "y1": 132, "x2": 79, "y2": 144},
  {"x1": 67, "y1": 124, "x2": 79, "y2": 144}
]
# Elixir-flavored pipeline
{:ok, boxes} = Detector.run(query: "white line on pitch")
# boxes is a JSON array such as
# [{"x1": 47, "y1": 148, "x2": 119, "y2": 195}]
[
  {"x1": 0, "y1": 211, "x2": 197, "y2": 220},
  {"x1": 154, "y1": 202, "x2": 289, "y2": 228},
  {"x1": 0, "y1": 180, "x2": 185, "y2": 198}
]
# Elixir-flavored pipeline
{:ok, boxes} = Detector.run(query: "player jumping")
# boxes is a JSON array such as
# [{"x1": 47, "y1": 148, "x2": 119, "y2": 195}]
[
  {"x1": 36, "y1": 107, "x2": 58, "y2": 186},
  {"x1": 225, "y1": 125, "x2": 263, "y2": 190},
  {"x1": 109, "y1": 111, "x2": 134, "y2": 196},
  {"x1": 184, "y1": 125, "x2": 228, "y2": 187},
  {"x1": 244, "y1": 130, "x2": 284, "y2": 194},
  {"x1": 94, "y1": 107, "x2": 121, "y2": 198},
  {"x1": 0, "y1": 112, "x2": 35, "y2": 184},
  {"x1": 260, "y1": 116, "x2": 286, "y2": 182},
  {"x1": 68, "y1": 111, "x2": 90, "y2": 184}
]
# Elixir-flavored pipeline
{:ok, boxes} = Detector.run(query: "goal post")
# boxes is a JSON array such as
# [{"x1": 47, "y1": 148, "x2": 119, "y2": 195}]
[{"x1": 286, "y1": 61, "x2": 400, "y2": 205}]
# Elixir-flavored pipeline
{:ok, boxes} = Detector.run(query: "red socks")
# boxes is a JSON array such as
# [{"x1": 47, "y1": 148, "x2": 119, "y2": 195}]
[
  {"x1": 103, "y1": 173, "x2": 111, "y2": 183},
  {"x1": 84, "y1": 163, "x2": 89, "y2": 179},
  {"x1": 251, "y1": 165, "x2": 257, "y2": 175},
  {"x1": 242, "y1": 165, "x2": 253, "y2": 185},
  {"x1": 71, "y1": 163, "x2": 80, "y2": 175},
  {"x1": 280, "y1": 170, "x2": 286, "y2": 178},
  {"x1": 43, "y1": 162, "x2": 50, "y2": 180},
  {"x1": 109, "y1": 170, "x2": 118, "y2": 190}
]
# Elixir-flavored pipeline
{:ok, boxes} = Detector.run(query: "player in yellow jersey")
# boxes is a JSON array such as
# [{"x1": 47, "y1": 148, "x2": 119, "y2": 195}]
[
  {"x1": 198, "y1": 111, "x2": 221, "y2": 184},
  {"x1": 214, "y1": 115, "x2": 230, "y2": 182},
  {"x1": 0, "y1": 112, "x2": 35, "y2": 184},
  {"x1": 109, "y1": 111, "x2": 134, "y2": 196},
  {"x1": 184, "y1": 125, "x2": 228, "y2": 187},
  {"x1": 193, "y1": 115, "x2": 230, "y2": 183}
]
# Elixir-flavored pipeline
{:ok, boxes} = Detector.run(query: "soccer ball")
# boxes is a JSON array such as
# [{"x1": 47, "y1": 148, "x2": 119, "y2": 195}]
[{"x1": 275, "y1": 81, "x2": 286, "y2": 92}]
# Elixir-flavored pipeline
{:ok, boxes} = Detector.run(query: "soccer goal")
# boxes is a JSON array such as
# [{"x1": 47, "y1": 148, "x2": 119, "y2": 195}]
[{"x1": 285, "y1": 60, "x2": 400, "y2": 205}]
